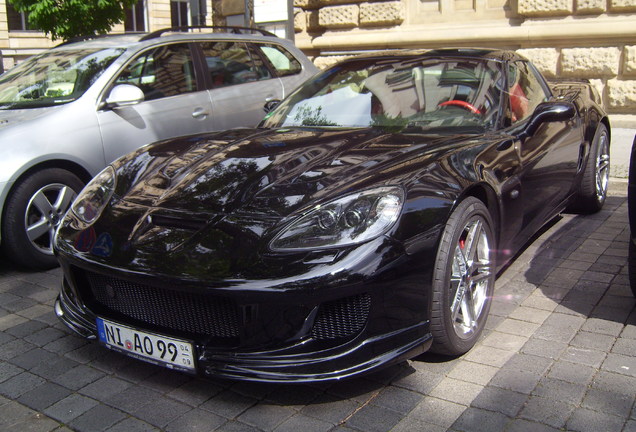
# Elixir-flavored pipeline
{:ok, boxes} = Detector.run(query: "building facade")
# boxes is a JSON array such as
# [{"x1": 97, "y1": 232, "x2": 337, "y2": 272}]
[{"x1": 1, "y1": 0, "x2": 635, "y2": 125}]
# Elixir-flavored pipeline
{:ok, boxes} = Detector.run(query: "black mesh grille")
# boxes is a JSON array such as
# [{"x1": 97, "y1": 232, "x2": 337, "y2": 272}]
[
  {"x1": 312, "y1": 294, "x2": 370, "y2": 340},
  {"x1": 83, "y1": 271, "x2": 240, "y2": 338}
]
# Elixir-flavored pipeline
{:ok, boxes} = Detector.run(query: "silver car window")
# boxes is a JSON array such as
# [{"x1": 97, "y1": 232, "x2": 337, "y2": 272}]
[
  {"x1": 116, "y1": 43, "x2": 196, "y2": 101},
  {"x1": 0, "y1": 48, "x2": 124, "y2": 109},
  {"x1": 201, "y1": 41, "x2": 271, "y2": 89}
]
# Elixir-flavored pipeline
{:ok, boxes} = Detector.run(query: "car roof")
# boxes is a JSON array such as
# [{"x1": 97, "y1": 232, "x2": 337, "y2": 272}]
[
  {"x1": 347, "y1": 48, "x2": 525, "y2": 63},
  {"x1": 52, "y1": 26, "x2": 286, "y2": 51}
]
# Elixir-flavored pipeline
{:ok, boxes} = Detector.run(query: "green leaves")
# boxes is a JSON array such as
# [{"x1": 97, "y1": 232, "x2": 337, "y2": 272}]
[{"x1": 8, "y1": 0, "x2": 139, "y2": 41}]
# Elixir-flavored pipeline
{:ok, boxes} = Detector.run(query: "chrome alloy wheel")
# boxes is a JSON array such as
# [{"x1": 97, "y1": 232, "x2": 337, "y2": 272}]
[
  {"x1": 595, "y1": 131, "x2": 610, "y2": 202},
  {"x1": 450, "y1": 217, "x2": 492, "y2": 339},
  {"x1": 25, "y1": 183, "x2": 77, "y2": 255}
]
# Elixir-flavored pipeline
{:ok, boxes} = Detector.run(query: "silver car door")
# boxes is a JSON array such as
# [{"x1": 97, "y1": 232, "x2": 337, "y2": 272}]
[
  {"x1": 201, "y1": 40, "x2": 284, "y2": 130},
  {"x1": 97, "y1": 43, "x2": 214, "y2": 163}
]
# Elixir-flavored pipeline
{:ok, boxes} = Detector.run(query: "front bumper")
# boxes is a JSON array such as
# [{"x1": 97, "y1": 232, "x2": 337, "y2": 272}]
[{"x1": 55, "y1": 249, "x2": 434, "y2": 382}]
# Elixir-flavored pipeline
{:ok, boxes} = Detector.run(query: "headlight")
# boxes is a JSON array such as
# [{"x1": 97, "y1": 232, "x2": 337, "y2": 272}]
[
  {"x1": 270, "y1": 186, "x2": 404, "y2": 251},
  {"x1": 70, "y1": 166, "x2": 116, "y2": 228}
]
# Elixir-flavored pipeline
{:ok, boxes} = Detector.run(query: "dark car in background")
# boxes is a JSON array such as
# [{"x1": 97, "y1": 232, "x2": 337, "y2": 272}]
[
  {"x1": 628, "y1": 135, "x2": 636, "y2": 297},
  {"x1": 54, "y1": 48, "x2": 610, "y2": 382},
  {"x1": 0, "y1": 26, "x2": 317, "y2": 269}
]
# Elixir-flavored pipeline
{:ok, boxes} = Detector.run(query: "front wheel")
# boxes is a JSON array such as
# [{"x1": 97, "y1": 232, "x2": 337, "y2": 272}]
[
  {"x1": 629, "y1": 240, "x2": 636, "y2": 298},
  {"x1": 569, "y1": 123, "x2": 610, "y2": 214},
  {"x1": 430, "y1": 197, "x2": 495, "y2": 356},
  {"x1": 2, "y1": 168, "x2": 84, "y2": 270}
]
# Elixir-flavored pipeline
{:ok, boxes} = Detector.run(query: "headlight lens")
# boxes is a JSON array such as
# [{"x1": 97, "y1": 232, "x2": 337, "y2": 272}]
[
  {"x1": 71, "y1": 166, "x2": 116, "y2": 227},
  {"x1": 270, "y1": 186, "x2": 404, "y2": 251}
]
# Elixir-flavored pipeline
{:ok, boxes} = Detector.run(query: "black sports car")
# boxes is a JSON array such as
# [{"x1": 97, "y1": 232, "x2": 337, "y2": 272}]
[
  {"x1": 54, "y1": 48, "x2": 610, "y2": 382},
  {"x1": 628, "y1": 135, "x2": 636, "y2": 297}
]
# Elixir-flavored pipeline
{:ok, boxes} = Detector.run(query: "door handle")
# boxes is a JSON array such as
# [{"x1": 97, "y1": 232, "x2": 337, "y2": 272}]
[{"x1": 192, "y1": 108, "x2": 209, "y2": 119}]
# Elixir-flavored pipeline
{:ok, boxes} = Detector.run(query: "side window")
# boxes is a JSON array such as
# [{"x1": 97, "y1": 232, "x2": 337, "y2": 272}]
[
  {"x1": 256, "y1": 44, "x2": 302, "y2": 77},
  {"x1": 508, "y1": 61, "x2": 549, "y2": 124},
  {"x1": 116, "y1": 44, "x2": 196, "y2": 101},
  {"x1": 201, "y1": 41, "x2": 270, "y2": 89}
]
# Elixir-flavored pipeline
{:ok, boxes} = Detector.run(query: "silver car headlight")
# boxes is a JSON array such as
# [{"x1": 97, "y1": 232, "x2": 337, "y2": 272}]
[
  {"x1": 70, "y1": 165, "x2": 116, "y2": 228},
  {"x1": 270, "y1": 186, "x2": 404, "y2": 251}
]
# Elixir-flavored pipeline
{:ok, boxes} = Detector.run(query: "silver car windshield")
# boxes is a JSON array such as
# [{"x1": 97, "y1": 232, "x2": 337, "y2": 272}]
[
  {"x1": 0, "y1": 47, "x2": 125, "y2": 109},
  {"x1": 263, "y1": 58, "x2": 504, "y2": 132}
]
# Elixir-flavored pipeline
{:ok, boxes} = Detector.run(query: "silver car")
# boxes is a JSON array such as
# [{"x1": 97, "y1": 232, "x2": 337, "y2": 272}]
[{"x1": 0, "y1": 27, "x2": 318, "y2": 269}]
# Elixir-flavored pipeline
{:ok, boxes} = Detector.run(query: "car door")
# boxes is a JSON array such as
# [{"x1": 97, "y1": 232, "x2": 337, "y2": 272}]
[
  {"x1": 509, "y1": 60, "x2": 583, "y2": 237},
  {"x1": 97, "y1": 43, "x2": 214, "y2": 163},
  {"x1": 201, "y1": 40, "x2": 284, "y2": 130}
]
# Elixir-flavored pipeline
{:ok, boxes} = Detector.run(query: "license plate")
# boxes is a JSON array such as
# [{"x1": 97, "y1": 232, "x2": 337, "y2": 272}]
[{"x1": 96, "y1": 317, "x2": 196, "y2": 373}]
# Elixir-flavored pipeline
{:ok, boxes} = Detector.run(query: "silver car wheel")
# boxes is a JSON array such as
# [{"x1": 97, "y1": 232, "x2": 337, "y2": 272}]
[
  {"x1": 595, "y1": 131, "x2": 610, "y2": 202},
  {"x1": 450, "y1": 217, "x2": 492, "y2": 339},
  {"x1": 25, "y1": 183, "x2": 77, "y2": 255}
]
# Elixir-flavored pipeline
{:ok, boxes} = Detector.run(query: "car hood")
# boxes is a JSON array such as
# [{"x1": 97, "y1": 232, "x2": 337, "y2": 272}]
[
  {"x1": 0, "y1": 106, "x2": 56, "y2": 131},
  {"x1": 115, "y1": 127, "x2": 471, "y2": 219}
]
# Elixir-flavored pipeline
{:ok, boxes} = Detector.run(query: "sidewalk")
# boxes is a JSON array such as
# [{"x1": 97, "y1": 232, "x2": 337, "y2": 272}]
[{"x1": 0, "y1": 183, "x2": 634, "y2": 432}]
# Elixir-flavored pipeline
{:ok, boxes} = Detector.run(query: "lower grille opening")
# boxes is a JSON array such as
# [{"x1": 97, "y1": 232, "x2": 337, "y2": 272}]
[
  {"x1": 312, "y1": 293, "x2": 371, "y2": 340},
  {"x1": 79, "y1": 270, "x2": 240, "y2": 339}
]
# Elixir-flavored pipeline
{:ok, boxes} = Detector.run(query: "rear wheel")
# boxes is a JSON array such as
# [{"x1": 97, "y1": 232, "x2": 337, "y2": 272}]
[
  {"x1": 430, "y1": 197, "x2": 495, "y2": 355},
  {"x1": 569, "y1": 124, "x2": 609, "y2": 214},
  {"x1": 2, "y1": 168, "x2": 84, "y2": 270}
]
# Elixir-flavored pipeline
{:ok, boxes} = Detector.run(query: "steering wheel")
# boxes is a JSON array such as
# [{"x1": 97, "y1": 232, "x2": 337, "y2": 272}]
[{"x1": 438, "y1": 100, "x2": 482, "y2": 115}]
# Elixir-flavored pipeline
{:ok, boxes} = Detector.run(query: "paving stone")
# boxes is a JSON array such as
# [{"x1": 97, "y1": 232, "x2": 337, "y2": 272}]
[
  {"x1": 582, "y1": 317, "x2": 626, "y2": 336},
  {"x1": 300, "y1": 393, "x2": 358, "y2": 425},
  {"x1": 560, "y1": 346, "x2": 607, "y2": 368},
  {"x1": 0, "y1": 339, "x2": 37, "y2": 360},
  {"x1": 429, "y1": 377, "x2": 483, "y2": 406},
  {"x1": 106, "y1": 417, "x2": 160, "y2": 432},
  {"x1": 566, "y1": 407, "x2": 625, "y2": 432},
  {"x1": 8, "y1": 347, "x2": 59, "y2": 370},
  {"x1": 532, "y1": 377, "x2": 587, "y2": 405},
  {"x1": 591, "y1": 370, "x2": 636, "y2": 396},
  {"x1": 570, "y1": 331, "x2": 617, "y2": 351},
  {"x1": 266, "y1": 384, "x2": 323, "y2": 407},
  {"x1": 520, "y1": 337, "x2": 567, "y2": 359},
  {"x1": 0, "y1": 361, "x2": 23, "y2": 383},
  {"x1": 463, "y1": 345, "x2": 514, "y2": 368},
  {"x1": 79, "y1": 375, "x2": 133, "y2": 400},
  {"x1": 43, "y1": 393, "x2": 99, "y2": 423},
  {"x1": 17, "y1": 382, "x2": 71, "y2": 411},
  {"x1": 451, "y1": 406, "x2": 511, "y2": 432},
  {"x1": 470, "y1": 386, "x2": 527, "y2": 416},
  {"x1": 504, "y1": 418, "x2": 562, "y2": 432},
  {"x1": 405, "y1": 396, "x2": 466, "y2": 429},
  {"x1": 508, "y1": 306, "x2": 552, "y2": 324},
  {"x1": 612, "y1": 337, "x2": 636, "y2": 356},
  {"x1": 370, "y1": 385, "x2": 423, "y2": 414},
  {"x1": 489, "y1": 368, "x2": 541, "y2": 394},
  {"x1": 581, "y1": 388, "x2": 634, "y2": 418},
  {"x1": 167, "y1": 377, "x2": 224, "y2": 406},
  {"x1": 546, "y1": 361, "x2": 595, "y2": 385},
  {"x1": 520, "y1": 293, "x2": 559, "y2": 312},
  {"x1": 503, "y1": 353, "x2": 553, "y2": 376},
  {"x1": 216, "y1": 420, "x2": 263, "y2": 432},
  {"x1": 104, "y1": 383, "x2": 162, "y2": 413},
  {"x1": 519, "y1": 396, "x2": 575, "y2": 429},
  {"x1": 343, "y1": 403, "x2": 404, "y2": 432},
  {"x1": 52, "y1": 363, "x2": 105, "y2": 390},
  {"x1": 24, "y1": 327, "x2": 66, "y2": 347},
  {"x1": 391, "y1": 368, "x2": 445, "y2": 395},
  {"x1": 238, "y1": 403, "x2": 297, "y2": 432},
  {"x1": 533, "y1": 313, "x2": 586, "y2": 344},
  {"x1": 69, "y1": 403, "x2": 127, "y2": 431},
  {"x1": 446, "y1": 361, "x2": 499, "y2": 386},
  {"x1": 481, "y1": 331, "x2": 528, "y2": 351},
  {"x1": 201, "y1": 390, "x2": 258, "y2": 419},
  {"x1": 139, "y1": 368, "x2": 192, "y2": 393},
  {"x1": 0, "y1": 371, "x2": 45, "y2": 399},
  {"x1": 601, "y1": 353, "x2": 636, "y2": 377},
  {"x1": 165, "y1": 408, "x2": 226, "y2": 432},
  {"x1": 131, "y1": 396, "x2": 192, "y2": 428}
]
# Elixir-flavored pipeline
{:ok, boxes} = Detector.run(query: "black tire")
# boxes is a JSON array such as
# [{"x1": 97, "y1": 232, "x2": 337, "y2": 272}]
[
  {"x1": 2, "y1": 168, "x2": 84, "y2": 270},
  {"x1": 430, "y1": 197, "x2": 495, "y2": 356},
  {"x1": 569, "y1": 123, "x2": 610, "y2": 214},
  {"x1": 629, "y1": 240, "x2": 636, "y2": 298}
]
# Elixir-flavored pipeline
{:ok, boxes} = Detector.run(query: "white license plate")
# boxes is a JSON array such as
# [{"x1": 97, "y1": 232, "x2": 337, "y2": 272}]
[{"x1": 96, "y1": 317, "x2": 196, "y2": 373}]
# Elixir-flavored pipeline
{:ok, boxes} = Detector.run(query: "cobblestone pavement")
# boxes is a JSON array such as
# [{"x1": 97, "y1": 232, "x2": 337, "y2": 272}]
[{"x1": 1, "y1": 181, "x2": 635, "y2": 432}]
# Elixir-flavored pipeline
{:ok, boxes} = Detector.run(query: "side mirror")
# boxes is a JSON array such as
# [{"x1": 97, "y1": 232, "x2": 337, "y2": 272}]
[
  {"x1": 105, "y1": 84, "x2": 145, "y2": 108},
  {"x1": 521, "y1": 101, "x2": 576, "y2": 139},
  {"x1": 263, "y1": 99, "x2": 281, "y2": 113}
]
